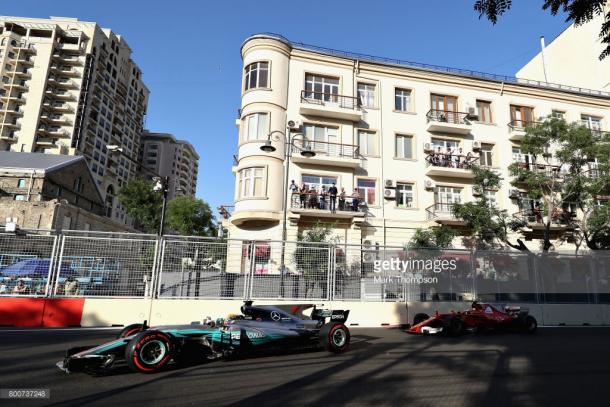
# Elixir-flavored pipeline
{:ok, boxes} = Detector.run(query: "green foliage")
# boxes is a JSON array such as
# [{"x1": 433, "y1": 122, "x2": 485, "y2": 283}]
[
  {"x1": 166, "y1": 196, "x2": 217, "y2": 237},
  {"x1": 294, "y1": 222, "x2": 338, "y2": 279},
  {"x1": 408, "y1": 226, "x2": 456, "y2": 250},
  {"x1": 474, "y1": 1, "x2": 610, "y2": 60},
  {"x1": 118, "y1": 178, "x2": 162, "y2": 233}
]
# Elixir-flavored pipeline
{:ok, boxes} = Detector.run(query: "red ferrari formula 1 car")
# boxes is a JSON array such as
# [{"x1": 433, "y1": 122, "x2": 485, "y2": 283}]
[{"x1": 406, "y1": 302, "x2": 537, "y2": 336}]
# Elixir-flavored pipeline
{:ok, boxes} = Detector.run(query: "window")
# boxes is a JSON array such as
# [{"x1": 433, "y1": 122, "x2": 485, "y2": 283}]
[
  {"x1": 479, "y1": 143, "x2": 493, "y2": 167},
  {"x1": 476, "y1": 100, "x2": 492, "y2": 123},
  {"x1": 303, "y1": 124, "x2": 338, "y2": 153},
  {"x1": 581, "y1": 114, "x2": 602, "y2": 132},
  {"x1": 484, "y1": 190, "x2": 496, "y2": 208},
  {"x1": 357, "y1": 179, "x2": 376, "y2": 205},
  {"x1": 434, "y1": 186, "x2": 462, "y2": 212},
  {"x1": 244, "y1": 61, "x2": 269, "y2": 91},
  {"x1": 396, "y1": 183, "x2": 413, "y2": 208},
  {"x1": 14, "y1": 194, "x2": 26, "y2": 201},
  {"x1": 395, "y1": 135, "x2": 413, "y2": 159},
  {"x1": 510, "y1": 105, "x2": 534, "y2": 127},
  {"x1": 551, "y1": 110, "x2": 565, "y2": 120},
  {"x1": 302, "y1": 174, "x2": 337, "y2": 192},
  {"x1": 304, "y1": 74, "x2": 339, "y2": 101},
  {"x1": 238, "y1": 167, "x2": 265, "y2": 198},
  {"x1": 73, "y1": 177, "x2": 82, "y2": 193},
  {"x1": 394, "y1": 88, "x2": 412, "y2": 112},
  {"x1": 357, "y1": 83, "x2": 375, "y2": 108},
  {"x1": 243, "y1": 113, "x2": 269, "y2": 142},
  {"x1": 16, "y1": 179, "x2": 26, "y2": 188},
  {"x1": 431, "y1": 138, "x2": 459, "y2": 151},
  {"x1": 358, "y1": 131, "x2": 379, "y2": 156},
  {"x1": 431, "y1": 94, "x2": 457, "y2": 112},
  {"x1": 62, "y1": 215, "x2": 72, "y2": 230}
]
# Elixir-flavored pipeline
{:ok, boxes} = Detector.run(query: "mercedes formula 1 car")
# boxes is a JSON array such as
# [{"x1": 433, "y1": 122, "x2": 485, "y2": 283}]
[
  {"x1": 406, "y1": 302, "x2": 537, "y2": 336},
  {"x1": 57, "y1": 302, "x2": 350, "y2": 375}
]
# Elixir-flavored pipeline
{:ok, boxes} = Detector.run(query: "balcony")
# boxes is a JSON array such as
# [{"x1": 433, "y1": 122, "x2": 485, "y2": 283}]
[
  {"x1": 299, "y1": 90, "x2": 363, "y2": 122},
  {"x1": 507, "y1": 120, "x2": 537, "y2": 141},
  {"x1": 41, "y1": 114, "x2": 73, "y2": 125},
  {"x1": 48, "y1": 78, "x2": 78, "y2": 89},
  {"x1": 0, "y1": 108, "x2": 24, "y2": 117},
  {"x1": 4, "y1": 81, "x2": 29, "y2": 91},
  {"x1": 35, "y1": 137, "x2": 56, "y2": 146},
  {"x1": 426, "y1": 203, "x2": 468, "y2": 226},
  {"x1": 425, "y1": 153, "x2": 479, "y2": 178},
  {"x1": 288, "y1": 192, "x2": 366, "y2": 221},
  {"x1": 57, "y1": 42, "x2": 84, "y2": 53},
  {"x1": 0, "y1": 134, "x2": 17, "y2": 142},
  {"x1": 426, "y1": 109, "x2": 472, "y2": 134},
  {"x1": 18, "y1": 58, "x2": 34, "y2": 66},
  {"x1": 2, "y1": 122, "x2": 20, "y2": 130},
  {"x1": 52, "y1": 54, "x2": 82, "y2": 65},
  {"x1": 291, "y1": 139, "x2": 361, "y2": 168},
  {"x1": 14, "y1": 43, "x2": 36, "y2": 53},
  {"x1": 44, "y1": 103, "x2": 74, "y2": 113},
  {"x1": 513, "y1": 162, "x2": 566, "y2": 183},
  {"x1": 513, "y1": 209, "x2": 574, "y2": 231},
  {"x1": 50, "y1": 65, "x2": 80, "y2": 77}
]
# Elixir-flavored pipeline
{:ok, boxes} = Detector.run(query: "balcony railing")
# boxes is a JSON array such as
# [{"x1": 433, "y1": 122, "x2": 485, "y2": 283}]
[
  {"x1": 290, "y1": 192, "x2": 366, "y2": 213},
  {"x1": 292, "y1": 139, "x2": 359, "y2": 159},
  {"x1": 300, "y1": 90, "x2": 361, "y2": 110},
  {"x1": 426, "y1": 109, "x2": 470, "y2": 125},
  {"x1": 514, "y1": 162, "x2": 565, "y2": 181},
  {"x1": 513, "y1": 208, "x2": 576, "y2": 226},
  {"x1": 425, "y1": 152, "x2": 479, "y2": 169},
  {"x1": 426, "y1": 203, "x2": 460, "y2": 220},
  {"x1": 508, "y1": 120, "x2": 537, "y2": 131}
]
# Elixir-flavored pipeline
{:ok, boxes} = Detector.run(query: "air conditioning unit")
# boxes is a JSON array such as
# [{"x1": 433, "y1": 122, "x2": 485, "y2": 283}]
[
  {"x1": 384, "y1": 188, "x2": 396, "y2": 199},
  {"x1": 472, "y1": 186, "x2": 482, "y2": 196},
  {"x1": 472, "y1": 141, "x2": 481, "y2": 151},
  {"x1": 288, "y1": 120, "x2": 302, "y2": 130},
  {"x1": 423, "y1": 142, "x2": 433, "y2": 152},
  {"x1": 363, "y1": 252, "x2": 376, "y2": 263},
  {"x1": 509, "y1": 189, "x2": 520, "y2": 199},
  {"x1": 467, "y1": 107, "x2": 479, "y2": 121},
  {"x1": 424, "y1": 180, "x2": 434, "y2": 190},
  {"x1": 384, "y1": 179, "x2": 394, "y2": 188}
]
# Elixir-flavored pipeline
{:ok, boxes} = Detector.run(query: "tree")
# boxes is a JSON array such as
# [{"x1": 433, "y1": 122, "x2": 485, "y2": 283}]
[
  {"x1": 452, "y1": 166, "x2": 528, "y2": 251},
  {"x1": 507, "y1": 118, "x2": 610, "y2": 252},
  {"x1": 293, "y1": 221, "x2": 338, "y2": 298},
  {"x1": 407, "y1": 226, "x2": 456, "y2": 250},
  {"x1": 166, "y1": 196, "x2": 217, "y2": 237},
  {"x1": 118, "y1": 178, "x2": 162, "y2": 233},
  {"x1": 474, "y1": 0, "x2": 610, "y2": 59}
]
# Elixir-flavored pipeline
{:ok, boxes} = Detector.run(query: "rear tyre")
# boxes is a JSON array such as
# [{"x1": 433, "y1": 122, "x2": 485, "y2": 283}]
[
  {"x1": 413, "y1": 313, "x2": 430, "y2": 326},
  {"x1": 320, "y1": 323, "x2": 350, "y2": 353},
  {"x1": 117, "y1": 323, "x2": 145, "y2": 339},
  {"x1": 524, "y1": 315, "x2": 537, "y2": 334},
  {"x1": 125, "y1": 330, "x2": 174, "y2": 373}
]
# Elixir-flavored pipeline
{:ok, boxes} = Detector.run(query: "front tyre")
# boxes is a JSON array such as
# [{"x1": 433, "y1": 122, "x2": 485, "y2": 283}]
[
  {"x1": 524, "y1": 315, "x2": 537, "y2": 334},
  {"x1": 320, "y1": 323, "x2": 350, "y2": 353},
  {"x1": 117, "y1": 323, "x2": 144, "y2": 339},
  {"x1": 125, "y1": 330, "x2": 174, "y2": 373}
]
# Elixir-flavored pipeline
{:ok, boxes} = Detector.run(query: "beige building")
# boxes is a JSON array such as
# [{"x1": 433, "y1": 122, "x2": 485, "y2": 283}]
[
  {"x1": 0, "y1": 16, "x2": 149, "y2": 227},
  {"x1": 140, "y1": 131, "x2": 199, "y2": 199},
  {"x1": 517, "y1": 2, "x2": 610, "y2": 92},
  {"x1": 0, "y1": 151, "x2": 132, "y2": 231},
  {"x1": 226, "y1": 33, "x2": 610, "y2": 252}
]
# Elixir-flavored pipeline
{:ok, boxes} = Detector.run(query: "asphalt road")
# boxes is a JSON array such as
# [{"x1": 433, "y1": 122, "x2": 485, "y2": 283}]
[{"x1": 1, "y1": 327, "x2": 610, "y2": 407}]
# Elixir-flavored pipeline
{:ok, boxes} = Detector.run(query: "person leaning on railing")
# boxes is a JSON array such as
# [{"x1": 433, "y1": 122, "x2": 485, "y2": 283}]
[
  {"x1": 338, "y1": 187, "x2": 346, "y2": 211},
  {"x1": 351, "y1": 189, "x2": 360, "y2": 212},
  {"x1": 299, "y1": 184, "x2": 307, "y2": 208}
]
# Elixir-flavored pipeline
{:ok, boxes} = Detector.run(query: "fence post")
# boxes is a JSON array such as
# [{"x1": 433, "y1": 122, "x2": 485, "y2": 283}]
[
  {"x1": 247, "y1": 241, "x2": 256, "y2": 300},
  {"x1": 530, "y1": 254, "x2": 541, "y2": 304},
  {"x1": 589, "y1": 254, "x2": 599, "y2": 305},
  {"x1": 470, "y1": 251, "x2": 476, "y2": 302},
  {"x1": 152, "y1": 238, "x2": 164, "y2": 299},
  {"x1": 45, "y1": 234, "x2": 59, "y2": 298},
  {"x1": 53, "y1": 234, "x2": 67, "y2": 297},
  {"x1": 327, "y1": 245, "x2": 333, "y2": 301}
]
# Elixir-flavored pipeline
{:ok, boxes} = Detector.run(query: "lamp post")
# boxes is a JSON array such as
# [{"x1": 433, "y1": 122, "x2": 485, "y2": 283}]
[
  {"x1": 106, "y1": 144, "x2": 169, "y2": 236},
  {"x1": 259, "y1": 122, "x2": 315, "y2": 297}
]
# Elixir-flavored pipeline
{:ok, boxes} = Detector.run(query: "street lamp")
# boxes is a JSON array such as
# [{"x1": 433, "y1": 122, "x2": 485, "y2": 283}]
[
  {"x1": 259, "y1": 122, "x2": 316, "y2": 297},
  {"x1": 106, "y1": 144, "x2": 170, "y2": 236}
]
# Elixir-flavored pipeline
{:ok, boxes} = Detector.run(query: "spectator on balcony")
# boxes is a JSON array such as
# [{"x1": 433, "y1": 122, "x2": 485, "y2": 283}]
[
  {"x1": 339, "y1": 187, "x2": 346, "y2": 211},
  {"x1": 308, "y1": 186, "x2": 318, "y2": 209},
  {"x1": 351, "y1": 189, "x2": 360, "y2": 212},
  {"x1": 444, "y1": 148, "x2": 453, "y2": 168},
  {"x1": 289, "y1": 180, "x2": 299, "y2": 206},
  {"x1": 299, "y1": 184, "x2": 307, "y2": 208},
  {"x1": 319, "y1": 186, "x2": 328, "y2": 210},
  {"x1": 455, "y1": 147, "x2": 463, "y2": 168},
  {"x1": 328, "y1": 183, "x2": 338, "y2": 213},
  {"x1": 463, "y1": 151, "x2": 474, "y2": 169}
]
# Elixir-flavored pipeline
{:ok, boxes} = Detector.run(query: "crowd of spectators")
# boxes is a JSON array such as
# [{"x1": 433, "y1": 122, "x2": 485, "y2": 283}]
[
  {"x1": 426, "y1": 146, "x2": 477, "y2": 169},
  {"x1": 289, "y1": 181, "x2": 363, "y2": 212}
]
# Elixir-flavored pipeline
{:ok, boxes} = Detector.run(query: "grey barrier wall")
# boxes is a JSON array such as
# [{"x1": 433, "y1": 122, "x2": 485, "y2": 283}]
[{"x1": 0, "y1": 230, "x2": 609, "y2": 303}]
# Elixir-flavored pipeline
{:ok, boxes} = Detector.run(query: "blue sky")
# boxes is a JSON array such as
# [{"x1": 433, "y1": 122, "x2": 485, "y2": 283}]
[{"x1": 5, "y1": 1, "x2": 570, "y2": 214}]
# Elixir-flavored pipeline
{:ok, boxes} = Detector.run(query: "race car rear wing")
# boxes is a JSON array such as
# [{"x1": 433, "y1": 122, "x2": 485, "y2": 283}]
[{"x1": 312, "y1": 308, "x2": 350, "y2": 323}]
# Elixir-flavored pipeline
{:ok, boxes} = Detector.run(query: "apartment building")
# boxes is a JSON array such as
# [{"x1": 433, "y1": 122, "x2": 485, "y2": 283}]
[
  {"x1": 517, "y1": 2, "x2": 610, "y2": 91},
  {"x1": 0, "y1": 16, "x2": 149, "y2": 227},
  {"x1": 140, "y1": 131, "x2": 199, "y2": 199},
  {"x1": 227, "y1": 33, "x2": 610, "y2": 251}
]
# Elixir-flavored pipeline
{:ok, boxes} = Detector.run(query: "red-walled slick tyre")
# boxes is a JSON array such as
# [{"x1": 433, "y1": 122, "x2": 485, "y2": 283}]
[
  {"x1": 319, "y1": 323, "x2": 350, "y2": 353},
  {"x1": 125, "y1": 330, "x2": 174, "y2": 373}
]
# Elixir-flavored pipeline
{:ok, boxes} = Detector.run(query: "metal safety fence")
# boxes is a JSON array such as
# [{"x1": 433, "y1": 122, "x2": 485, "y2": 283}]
[{"x1": 1, "y1": 229, "x2": 610, "y2": 304}]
